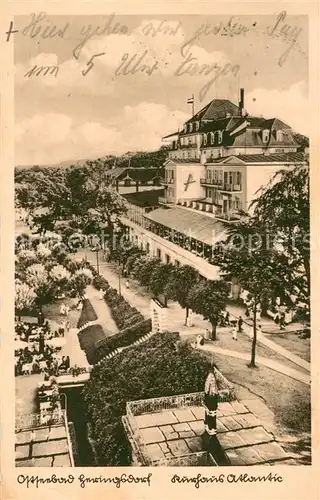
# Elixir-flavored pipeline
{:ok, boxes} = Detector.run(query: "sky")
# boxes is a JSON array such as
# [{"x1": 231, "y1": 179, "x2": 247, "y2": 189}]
[{"x1": 15, "y1": 13, "x2": 308, "y2": 165}]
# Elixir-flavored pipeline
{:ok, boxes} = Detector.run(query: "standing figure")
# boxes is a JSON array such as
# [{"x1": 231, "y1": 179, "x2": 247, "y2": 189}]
[
  {"x1": 237, "y1": 316, "x2": 243, "y2": 332},
  {"x1": 232, "y1": 326, "x2": 238, "y2": 341}
]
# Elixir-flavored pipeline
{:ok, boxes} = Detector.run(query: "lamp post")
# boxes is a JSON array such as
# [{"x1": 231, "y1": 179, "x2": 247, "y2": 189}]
[{"x1": 60, "y1": 392, "x2": 68, "y2": 421}]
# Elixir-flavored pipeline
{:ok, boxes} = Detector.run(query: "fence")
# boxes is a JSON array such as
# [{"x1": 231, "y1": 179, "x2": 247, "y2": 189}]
[{"x1": 15, "y1": 410, "x2": 66, "y2": 431}]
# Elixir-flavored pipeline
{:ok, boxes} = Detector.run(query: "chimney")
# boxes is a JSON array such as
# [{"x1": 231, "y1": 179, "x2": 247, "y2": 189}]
[{"x1": 239, "y1": 88, "x2": 244, "y2": 116}]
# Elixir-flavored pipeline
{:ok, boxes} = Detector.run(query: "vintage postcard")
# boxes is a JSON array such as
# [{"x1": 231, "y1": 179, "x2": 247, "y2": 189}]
[{"x1": 0, "y1": 2, "x2": 319, "y2": 500}]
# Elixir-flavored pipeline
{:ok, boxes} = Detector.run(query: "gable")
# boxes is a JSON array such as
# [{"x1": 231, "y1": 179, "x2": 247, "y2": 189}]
[{"x1": 214, "y1": 156, "x2": 246, "y2": 166}]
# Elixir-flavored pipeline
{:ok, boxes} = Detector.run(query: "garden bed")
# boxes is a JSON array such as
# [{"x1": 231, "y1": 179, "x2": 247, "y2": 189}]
[
  {"x1": 263, "y1": 331, "x2": 310, "y2": 362},
  {"x1": 78, "y1": 324, "x2": 106, "y2": 365},
  {"x1": 77, "y1": 298, "x2": 98, "y2": 328}
]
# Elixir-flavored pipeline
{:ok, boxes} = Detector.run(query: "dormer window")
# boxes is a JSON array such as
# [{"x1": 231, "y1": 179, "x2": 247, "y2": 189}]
[
  {"x1": 276, "y1": 130, "x2": 283, "y2": 142},
  {"x1": 203, "y1": 134, "x2": 207, "y2": 146},
  {"x1": 195, "y1": 121, "x2": 200, "y2": 131},
  {"x1": 263, "y1": 129, "x2": 270, "y2": 143},
  {"x1": 217, "y1": 131, "x2": 223, "y2": 144},
  {"x1": 189, "y1": 123, "x2": 193, "y2": 132},
  {"x1": 210, "y1": 132, "x2": 215, "y2": 144},
  {"x1": 183, "y1": 124, "x2": 187, "y2": 133}
]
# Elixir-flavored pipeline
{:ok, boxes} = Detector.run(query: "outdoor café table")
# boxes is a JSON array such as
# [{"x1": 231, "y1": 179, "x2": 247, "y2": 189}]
[
  {"x1": 21, "y1": 363, "x2": 32, "y2": 374},
  {"x1": 39, "y1": 361, "x2": 47, "y2": 371},
  {"x1": 40, "y1": 401, "x2": 53, "y2": 410},
  {"x1": 38, "y1": 380, "x2": 52, "y2": 388}
]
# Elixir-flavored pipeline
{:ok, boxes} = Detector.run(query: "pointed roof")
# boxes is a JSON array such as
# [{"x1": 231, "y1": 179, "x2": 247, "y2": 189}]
[{"x1": 186, "y1": 99, "x2": 239, "y2": 123}]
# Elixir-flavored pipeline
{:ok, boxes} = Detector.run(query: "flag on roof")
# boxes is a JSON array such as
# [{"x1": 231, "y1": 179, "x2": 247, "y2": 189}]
[{"x1": 187, "y1": 96, "x2": 194, "y2": 104}]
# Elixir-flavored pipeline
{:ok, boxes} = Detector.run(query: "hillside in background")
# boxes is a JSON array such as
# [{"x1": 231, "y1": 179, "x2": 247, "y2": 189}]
[{"x1": 16, "y1": 146, "x2": 170, "y2": 172}]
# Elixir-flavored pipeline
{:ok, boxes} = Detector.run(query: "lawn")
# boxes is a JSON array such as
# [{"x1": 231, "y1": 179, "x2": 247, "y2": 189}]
[
  {"x1": 182, "y1": 328, "x2": 309, "y2": 375},
  {"x1": 203, "y1": 350, "x2": 311, "y2": 436},
  {"x1": 78, "y1": 324, "x2": 106, "y2": 364},
  {"x1": 43, "y1": 297, "x2": 80, "y2": 329},
  {"x1": 264, "y1": 331, "x2": 310, "y2": 362},
  {"x1": 77, "y1": 298, "x2": 98, "y2": 328}
]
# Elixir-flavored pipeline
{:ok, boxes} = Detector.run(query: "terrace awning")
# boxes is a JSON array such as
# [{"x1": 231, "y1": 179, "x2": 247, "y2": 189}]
[{"x1": 144, "y1": 207, "x2": 226, "y2": 246}]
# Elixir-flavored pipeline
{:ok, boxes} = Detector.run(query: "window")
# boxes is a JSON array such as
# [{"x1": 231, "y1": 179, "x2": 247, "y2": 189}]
[
  {"x1": 236, "y1": 171, "x2": 242, "y2": 186},
  {"x1": 165, "y1": 254, "x2": 170, "y2": 264},
  {"x1": 217, "y1": 131, "x2": 223, "y2": 144},
  {"x1": 206, "y1": 188, "x2": 212, "y2": 198},
  {"x1": 276, "y1": 130, "x2": 283, "y2": 142},
  {"x1": 146, "y1": 242, "x2": 150, "y2": 253},
  {"x1": 262, "y1": 129, "x2": 270, "y2": 143},
  {"x1": 210, "y1": 132, "x2": 215, "y2": 144},
  {"x1": 156, "y1": 248, "x2": 161, "y2": 259},
  {"x1": 174, "y1": 260, "x2": 180, "y2": 267},
  {"x1": 189, "y1": 123, "x2": 193, "y2": 132},
  {"x1": 183, "y1": 124, "x2": 187, "y2": 133},
  {"x1": 275, "y1": 148, "x2": 285, "y2": 152},
  {"x1": 195, "y1": 121, "x2": 200, "y2": 131},
  {"x1": 203, "y1": 134, "x2": 207, "y2": 146}
]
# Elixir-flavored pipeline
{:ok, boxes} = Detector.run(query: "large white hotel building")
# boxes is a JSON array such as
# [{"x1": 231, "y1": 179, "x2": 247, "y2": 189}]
[{"x1": 120, "y1": 90, "x2": 307, "y2": 289}]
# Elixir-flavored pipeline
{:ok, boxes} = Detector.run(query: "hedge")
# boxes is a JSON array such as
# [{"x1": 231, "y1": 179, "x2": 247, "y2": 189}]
[
  {"x1": 77, "y1": 298, "x2": 98, "y2": 328},
  {"x1": 78, "y1": 324, "x2": 106, "y2": 365},
  {"x1": 94, "y1": 318, "x2": 152, "y2": 361}
]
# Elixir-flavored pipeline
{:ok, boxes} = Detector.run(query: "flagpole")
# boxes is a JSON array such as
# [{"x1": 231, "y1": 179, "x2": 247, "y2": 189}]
[{"x1": 192, "y1": 94, "x2": 195, "y2": 117}]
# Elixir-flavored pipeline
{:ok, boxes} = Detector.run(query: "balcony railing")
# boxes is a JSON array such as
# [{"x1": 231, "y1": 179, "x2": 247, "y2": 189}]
[
  {"x1": 179, "y1": 143, "x2": 198, "y2": 149},
  {"x1": 160, "y1": 178, "x2": 174, "y2": 185},
  {"x1": 200, "y1": 178, "x2": 222, "y2": 186},
  {"x1": 177, "y1": 199, "x2": 217, "y2": 214},
  {"x1": 158, "y1": 196, "x2": 174, "y2": 204},
  {"x1": 218, "y1": 183, "x2": 242, "y2": 192},
  {"x1": 16, "y1": 410, "x2": 66, "y2": 431}
]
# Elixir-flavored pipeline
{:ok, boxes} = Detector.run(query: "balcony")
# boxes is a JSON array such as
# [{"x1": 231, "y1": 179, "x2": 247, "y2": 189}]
[
  {"x1": 179, "y1": 143, "x2": 198, "y2": 149},
  {"x1": 160, "y1": 178, "x2": 174, "y2": 185},
  {"x1": 177, "y1": 199, "x2": 217, "y2": 214},
  {"x1": 218, "y1": 184, "x2": 242, "y2": 192},
  {"x1": 200, "y1": 178, "x2": 222, "y2": 187},
  {"x1": 158, "y1": 196, "x2": 174, "y2": 205}
]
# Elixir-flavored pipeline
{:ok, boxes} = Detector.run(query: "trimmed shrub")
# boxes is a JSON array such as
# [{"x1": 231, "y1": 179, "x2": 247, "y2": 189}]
[
  {"x1": 95, "y1": 318, "x2": 152, "y2": 361},
  {"x1": 77, "y1": 298, "x2": 98, "y2": 328},
  {"x1": 78, "y1": 324, "x2": 106, "y2": 364},
  {"x1": 82, "y1": 332, "x2": 213, "y2": 465}
]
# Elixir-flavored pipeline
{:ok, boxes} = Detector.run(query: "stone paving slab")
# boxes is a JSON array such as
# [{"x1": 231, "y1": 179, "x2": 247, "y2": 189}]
[
  {"x1": 178, "y1": 430, "x2": 195, "y2": 439},
  {"x1": 49, "y1": 426, "x2": 67, "y2": 440},
  {"x1": 52, "y1": 454, "x2": 72, "y2": 467},
  {"x1": 173, "y1": 409, "x2": 197, "y2": 423},
  {"x1": 190, "y1": 406, "x2": 205, "y2": 420},
  {"x1": 240, "y1": 399, "x2": 275, "y2": 420},
  {"x1": 173, "y1": 422, "x2": 191, "y2": 433},
  {"x1": 236, "y1": 426, "x2": 273, "y2": 446},
  {"x1": 219, "y1": 416, "x2": 243, "y2": 432},
  {"x1": 33, "y1": 457, "x2": 53, "y2": 467},
  {"x1": 188, "y1": 419, "x2": 205, "y2": 435},
  {"x1": 33, "y1": 427, "x2": 50, "y2": 442},
  {"x1": 233, "y1": 413, "x2": 261, "y2": 429},
  {"x1": 225, "y1": 445, "x2": 264, "y2": 466},
  {"x1": 135, "y1": 411, "x2": 178, "y2": 429},
  {"x1": 32, "y1": 438, "x2": 69, "y2": 457},
  {"x1": 217, "y1": 402, "x2": 236, "y2": 416},
  {"x1": 159, "y1": 425, "x2": 179, "y2": 441},
  {"x1": 140, "y1": 426, "x2": 165, "y2": 445},
  {"x1": 230, "y1": 401, "x2": 249, "y2": 414},
  {"x1": 185, "y1": 436, "x2": 203, "y2": 453},
  {"x1": 146, "y1": 443, "x2": 166, "y2": 461},
  {"x1": 16, "y1": 459, "x2": 35, "y2": 467},
  {"x1": 15, "y1": 445, "x2": 30, "y2": 460},
  {"x1": 216, "y1": 419, "x2": 228, "y2": 433},
  {"x1": 16, "y1": 431, "x2": 33, "y2": 445},
  {"x1": 218, "y1": 431, "x2": 247, "y2": 450},
  {"x1": 167, "y1": 439, "x2": 191, "y2": 457},
  {"x1": 253, "y1": 441, "x2": 288, "y2": 462}
]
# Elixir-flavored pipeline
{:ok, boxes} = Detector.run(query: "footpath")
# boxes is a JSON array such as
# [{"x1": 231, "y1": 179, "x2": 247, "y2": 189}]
[{"x1": 74, "y1": 250, "x2": 310, "y2": 383}]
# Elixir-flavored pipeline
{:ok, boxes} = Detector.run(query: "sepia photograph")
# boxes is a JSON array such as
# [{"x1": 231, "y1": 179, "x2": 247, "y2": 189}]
[{"x1": 13, "y1": 12, "x2": 310, "y2": 469}]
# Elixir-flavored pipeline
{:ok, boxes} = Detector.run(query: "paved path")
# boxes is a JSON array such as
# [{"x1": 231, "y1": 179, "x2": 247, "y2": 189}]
[
  {"x1": 74, "y1": 250, "x2": 310, "y2": 380},
  {"x1": 85, "y1": 285, "x2": 119, "y2": 336},
  {"x1": 60, "y1": 327, "x2": 90, "y2": 369},
  {"x1": 226, "y1": 304, "x2": 310, "y2": 373},
  {"x1": 196, "y1": 343, "x2": 310, "y2": 385}
]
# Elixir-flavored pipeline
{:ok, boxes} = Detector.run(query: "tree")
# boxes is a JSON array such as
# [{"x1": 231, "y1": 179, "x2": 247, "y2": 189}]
[
  {"x1": 149, "y1": 263, "x2": 175, "y2": 306},
  {"x1": 251, "y1": 163, "x2": 310, "y2": 324},
  {"x1": 69, "y1": 268, "x2": 93, "y2": 299},
  {"x1": 215, "y1": 219, "x2": 289, "y2": 367},
  {"x1": 188, "y1": 280, "x2": 229, "y2": 340},
  {"x1": 82, "y1": 332, "x2": 212, "y2": 465},
  {"x1": 15, "y1": 280, "x2": 36, "y2": 320},
  {"x1": 167, "y1": 265, "x2": 200, "y2": 325}
]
